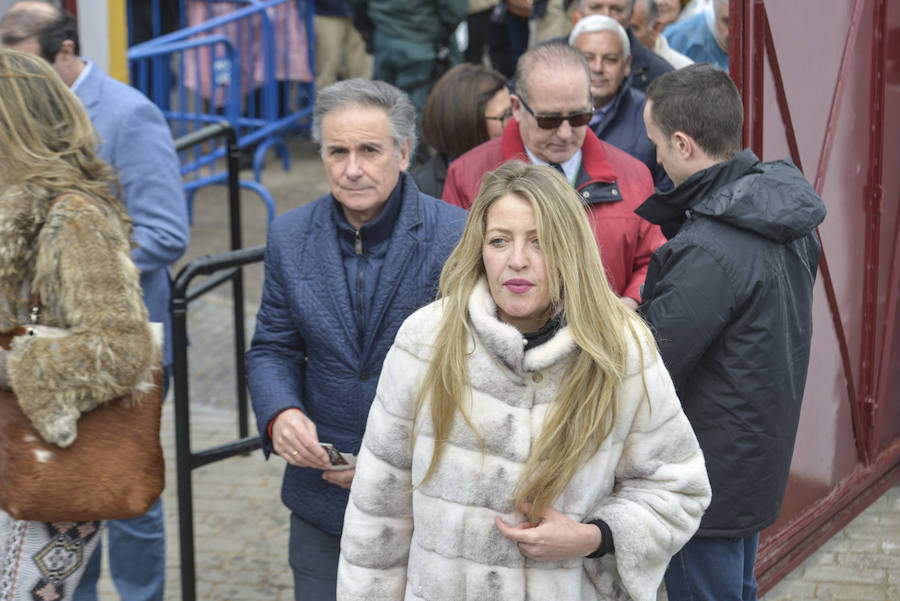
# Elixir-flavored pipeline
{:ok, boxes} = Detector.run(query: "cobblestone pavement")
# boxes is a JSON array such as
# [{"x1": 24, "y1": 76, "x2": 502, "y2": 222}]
[{"x1": 92, "y1": 138, "x2": 898, "y2": 601}]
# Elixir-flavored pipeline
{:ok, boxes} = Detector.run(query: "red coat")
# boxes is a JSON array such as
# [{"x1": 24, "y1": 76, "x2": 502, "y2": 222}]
[{"x1": 443, "y1": 120, "x2": 665, "y2": 302}]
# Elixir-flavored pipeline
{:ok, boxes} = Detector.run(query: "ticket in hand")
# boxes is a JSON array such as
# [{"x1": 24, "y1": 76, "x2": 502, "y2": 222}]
[{"x1": 319, "y1": 443, "x2": 356, "y2": 471}]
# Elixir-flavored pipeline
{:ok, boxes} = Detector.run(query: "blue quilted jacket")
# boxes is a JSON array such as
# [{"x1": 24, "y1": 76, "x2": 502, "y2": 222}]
[
  {"x1": 247, "y1": 173, "x2": 466, "y2": 535},
  {"x1": 590, "y1": 78, "x2": 672, "y2": 192}
]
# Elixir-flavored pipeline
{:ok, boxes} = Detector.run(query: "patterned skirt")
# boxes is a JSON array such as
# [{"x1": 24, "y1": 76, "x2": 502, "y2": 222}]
[{"x1": 0, "y1": 513, "x2": 103, "y2": 601}]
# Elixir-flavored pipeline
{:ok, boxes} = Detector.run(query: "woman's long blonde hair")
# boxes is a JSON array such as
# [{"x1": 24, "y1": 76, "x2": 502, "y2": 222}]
[
  {"x1": 0, "y1": 48, "x2": 130, "y2": 233},
  {"x1": 414, "y1": 161, "x2": 655, "y2": 520}
]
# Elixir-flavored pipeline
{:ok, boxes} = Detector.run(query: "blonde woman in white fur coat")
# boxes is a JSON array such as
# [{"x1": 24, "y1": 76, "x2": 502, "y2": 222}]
[{"x1": 338, "y1": 162, "x2": 711, "y2": 601}]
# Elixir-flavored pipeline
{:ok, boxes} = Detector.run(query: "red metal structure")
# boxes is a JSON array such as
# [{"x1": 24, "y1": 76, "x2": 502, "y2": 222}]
[
  {"x1": 61, "y1": 0, "x2": 77, "y2": 18},
  {"x1": 729, "y1": 0, "x2": 900, "y2": 593}
]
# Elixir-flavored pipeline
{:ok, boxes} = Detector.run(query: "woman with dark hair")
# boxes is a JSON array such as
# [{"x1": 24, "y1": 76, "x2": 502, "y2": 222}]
[{"x1": 414, "y1": 63, "x2": 510, "y2": 198}]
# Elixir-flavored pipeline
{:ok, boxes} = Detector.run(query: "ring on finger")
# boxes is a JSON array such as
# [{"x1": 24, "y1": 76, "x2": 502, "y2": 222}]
[{"x1": 291, "y1": 449, "x2": 299, "y2": 456}]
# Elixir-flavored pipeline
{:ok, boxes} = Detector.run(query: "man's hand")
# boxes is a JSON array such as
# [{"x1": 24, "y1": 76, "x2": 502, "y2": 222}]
[
  {"x1": 322, "y1": 466, "x2": 356, "y2": 490},
  {"x1": 272, "y1": 409, "x2": 331, "y2": 470},
  {"x1": 494, "y1": 502, "x2": 602, "y2": 561}
]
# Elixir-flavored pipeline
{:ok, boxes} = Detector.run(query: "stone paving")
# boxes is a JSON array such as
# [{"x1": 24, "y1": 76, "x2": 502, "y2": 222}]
[
  {"x1": 90, "y1": 139, "x2": 899, "y2": 600},
  {"x1": 761, "y1": 484, "x2": 900, "y2": 601}
]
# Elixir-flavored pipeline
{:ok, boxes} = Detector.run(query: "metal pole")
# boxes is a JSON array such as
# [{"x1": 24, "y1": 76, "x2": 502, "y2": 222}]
[
  {"x1": 170, "y1": 289, "x2": 196, "y2": 601},
  {"x1": 224, "y1": 127, "x2": 252, "y2": 440}
]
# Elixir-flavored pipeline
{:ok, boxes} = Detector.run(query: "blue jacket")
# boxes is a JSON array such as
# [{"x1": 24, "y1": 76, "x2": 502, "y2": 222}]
[
  {"x1": 663, "y1": 12, "x2": 728, "y2": 72},
  {"x1": 247, "y1": 173, "x2": 466, "y2": 535},
  {"x1": 590, "y1": 79, "x2": 672, "y2": 192},
  {"x1": 73, "y1": 60, "x2": 190, "y2": 367},
  {"x1": 626, "y1": 29, "x2": 673, "y2": 91}
]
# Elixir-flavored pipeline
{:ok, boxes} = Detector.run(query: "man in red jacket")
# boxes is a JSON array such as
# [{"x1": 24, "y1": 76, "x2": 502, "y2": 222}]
[{"x1": 443, "y1": 43, "x2": 663, "y2": 307}]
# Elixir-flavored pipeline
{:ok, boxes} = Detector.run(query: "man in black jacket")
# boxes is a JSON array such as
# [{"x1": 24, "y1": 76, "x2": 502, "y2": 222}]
[{"x1": 637, "y1": 64, "x2": 826, "y2": 601}]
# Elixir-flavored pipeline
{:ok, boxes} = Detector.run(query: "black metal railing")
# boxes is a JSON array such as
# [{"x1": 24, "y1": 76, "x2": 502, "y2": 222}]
[{"x1": 170, "y1": 122, "x2": 266, "y2": 601}]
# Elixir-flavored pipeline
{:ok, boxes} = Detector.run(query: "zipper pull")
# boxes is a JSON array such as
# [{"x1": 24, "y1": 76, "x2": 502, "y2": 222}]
[{"x1": 355, "y1": 230, "x2": 362, "y2": 255}]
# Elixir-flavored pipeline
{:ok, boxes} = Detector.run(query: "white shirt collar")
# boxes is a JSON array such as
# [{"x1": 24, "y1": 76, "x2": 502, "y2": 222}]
[
  {"x1": 523, "y1": 146, "x2": 583, "y2": 184},
  {"x1": 70, "y1": 59, "x2": 92, "y2": 94}
]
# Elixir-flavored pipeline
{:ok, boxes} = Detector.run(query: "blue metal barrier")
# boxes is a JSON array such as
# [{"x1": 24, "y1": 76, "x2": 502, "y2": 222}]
[{"x1": 128, "y1": 0, "x2": 316, "y2": 223}]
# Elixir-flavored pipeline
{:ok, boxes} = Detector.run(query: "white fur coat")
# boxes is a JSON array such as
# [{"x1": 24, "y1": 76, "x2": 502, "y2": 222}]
[{"x1": 338, "y1": 279, "x2": 711, "y2": 601}]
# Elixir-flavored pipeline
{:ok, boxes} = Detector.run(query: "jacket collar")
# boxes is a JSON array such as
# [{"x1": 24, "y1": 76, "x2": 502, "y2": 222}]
[
  {"x1": 360, "y1": 172, "x2": 424, "y2": 359},
  {"x1": 626, "y1": 29, "x2": 654, "y2": 84},
  {"x1": 636, "y1": 149, "x2": 758, "y2": 236},
  {"x1": 331, "y1": 175, "x2": 404, "y2": 252},
  {"x1": 590, "y1": 76, "x2": 634, "y2": 136},
  {"x1": 500, "y1": 119, "x2": 618, "y2": 185},
  {"x1": 311, "y1": 172, "x2": 426, "y2": 362},
  {"x1": 71, "y1": 58, "x2": 102, "y2": 109},
  {"x1": 467, "y1": 278, "x2": 576, "y2": 374}
]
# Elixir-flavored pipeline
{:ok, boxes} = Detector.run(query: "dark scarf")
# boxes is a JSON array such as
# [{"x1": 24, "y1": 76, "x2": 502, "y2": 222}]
[{"x1": 523, "y1": 311, "x2": 565, "y2": 350}]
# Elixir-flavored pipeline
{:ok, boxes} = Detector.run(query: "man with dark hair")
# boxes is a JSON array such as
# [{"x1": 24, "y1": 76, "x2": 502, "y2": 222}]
[
  {"x1": 443, "y1": 43, "x2": 664, "y2": 309},
  {"x1": 0, "y1": 3, "x2": 189, "y2": 601},
  {"x1": 0, "y1": 2, "x2": 75, "y2": 60},
  {"x1": 636, "y1": 63, "x2": 827, "y2": 601},
  {"x1": 630, "y1": 0, "x2": 693, "y2": 69},
  {"x1": 575, "y1": 0, "x2": 673, "y2": 90},
  {"x1": 247, "y1": 79, "x2": 465, "y2": 601}
]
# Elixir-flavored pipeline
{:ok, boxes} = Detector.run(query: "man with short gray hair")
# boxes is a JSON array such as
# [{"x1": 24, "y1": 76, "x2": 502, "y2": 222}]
[
  {"x1": 630, "y1": 0, "x2": 693, "y2": 69},
  {"x1": 569, "y1": 14, "x2": 671, "y2": 189},
  {"x1": 575, "y1": 0, "x2": 674, "y2": 89},
  {"x1": 247, "y1": 79, "x2": 466, "y2": 601}
]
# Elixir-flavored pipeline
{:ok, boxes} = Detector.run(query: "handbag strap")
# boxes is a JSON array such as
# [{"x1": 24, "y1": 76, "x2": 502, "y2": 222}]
[
  {"x1": 29, "y1": 293, "x2": 40, "y2": 325},
  {"x1": 27, "y1": 194, "x2": 74, "y2": 327}
]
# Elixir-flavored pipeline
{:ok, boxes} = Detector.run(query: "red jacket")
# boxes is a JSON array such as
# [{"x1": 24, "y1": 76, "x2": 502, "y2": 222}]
[{"x1": 443, "y1": 120, "x2": 664, "y2": 302}]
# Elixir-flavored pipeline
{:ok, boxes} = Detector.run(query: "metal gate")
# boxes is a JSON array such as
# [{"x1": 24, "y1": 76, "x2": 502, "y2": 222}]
[{"x1": 729, "y1": 0, "x2": 900, "y2": 592}]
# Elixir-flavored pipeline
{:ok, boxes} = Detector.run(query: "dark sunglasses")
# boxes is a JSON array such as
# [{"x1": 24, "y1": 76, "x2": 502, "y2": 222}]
[{"x1": 517, "y1": 96, "x2": 593, "y2": 130}]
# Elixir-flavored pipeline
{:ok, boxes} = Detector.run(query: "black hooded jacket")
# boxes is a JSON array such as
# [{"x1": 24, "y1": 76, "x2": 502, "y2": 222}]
[{"x1": 636, "y1": 149, "x2": 827, "y2": 537}]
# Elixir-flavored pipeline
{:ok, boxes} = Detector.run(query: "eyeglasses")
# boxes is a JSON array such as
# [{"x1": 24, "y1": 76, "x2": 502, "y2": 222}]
[
  {"x1": 517, "y1": 96, "x2": 594, "y2": 130},
  {"x1": 485, "y1": 108, "x2": 513, "y2": 123}
]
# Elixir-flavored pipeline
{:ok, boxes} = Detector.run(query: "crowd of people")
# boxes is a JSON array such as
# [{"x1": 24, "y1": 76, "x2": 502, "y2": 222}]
[{"x1": 0, "y1": 1, "x2": 827, "y2": 601}]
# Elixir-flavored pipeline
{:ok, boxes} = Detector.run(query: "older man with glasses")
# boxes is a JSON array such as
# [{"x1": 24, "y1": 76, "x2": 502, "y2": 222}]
[{"x1": 443, "y1": 43, "x2": 664, "y2": 309}]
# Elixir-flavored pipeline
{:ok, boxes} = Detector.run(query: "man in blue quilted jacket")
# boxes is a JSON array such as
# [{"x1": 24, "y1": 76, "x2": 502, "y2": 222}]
[{"x1": 247, "y1": 79, "x2": 466, "y2": 601}]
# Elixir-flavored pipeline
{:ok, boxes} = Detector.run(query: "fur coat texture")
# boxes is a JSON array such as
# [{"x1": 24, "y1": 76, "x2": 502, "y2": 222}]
[
  {"x1": 338, "y1": 279, "x2": 711, "y2": 601},
  {"x1": 0, "y1": 188, "x2": 159, "y2": 448}
]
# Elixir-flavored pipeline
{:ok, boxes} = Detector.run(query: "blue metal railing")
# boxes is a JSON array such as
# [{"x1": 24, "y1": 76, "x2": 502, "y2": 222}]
[{"x1": 128, "y1": 0, "x2": 316, "y2": 222}]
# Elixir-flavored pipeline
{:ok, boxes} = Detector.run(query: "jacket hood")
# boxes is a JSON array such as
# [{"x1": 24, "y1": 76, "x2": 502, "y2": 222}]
[{"x1": 637, "y1": 149, "x2": 827, "y2": 242}]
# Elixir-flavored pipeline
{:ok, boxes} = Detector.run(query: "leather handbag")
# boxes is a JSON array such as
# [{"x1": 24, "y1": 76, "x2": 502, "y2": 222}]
[{"x1": 0, "y1": 326, "x2": 165, "y2": 522}]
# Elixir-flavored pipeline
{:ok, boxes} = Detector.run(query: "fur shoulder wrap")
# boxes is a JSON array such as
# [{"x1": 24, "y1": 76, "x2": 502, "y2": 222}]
[{"x1": 1, "y1": 192, "x2": 159, "y2": 447}]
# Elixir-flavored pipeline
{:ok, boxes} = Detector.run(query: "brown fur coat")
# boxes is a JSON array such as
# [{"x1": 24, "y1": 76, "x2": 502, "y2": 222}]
[{"x1": 0, "y1": 189, "x2": 159, "y2": 448}]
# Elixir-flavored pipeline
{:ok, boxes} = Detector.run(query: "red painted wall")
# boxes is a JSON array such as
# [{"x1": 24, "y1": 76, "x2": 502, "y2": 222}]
[{"x1": 729, "y1": 0, "x2": 900, "y2": 592}]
